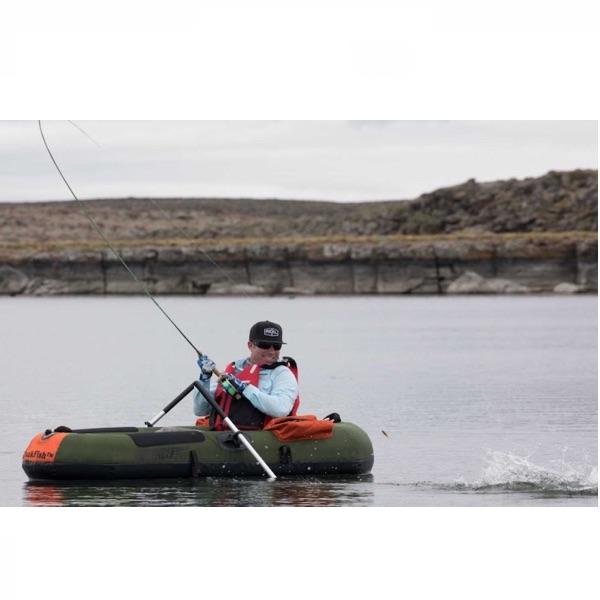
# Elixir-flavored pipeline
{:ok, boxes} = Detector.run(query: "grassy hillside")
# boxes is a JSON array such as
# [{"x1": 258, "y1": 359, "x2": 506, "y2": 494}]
[{"x1": 1, "y1": 169, "x2": 596, "y2": 250}]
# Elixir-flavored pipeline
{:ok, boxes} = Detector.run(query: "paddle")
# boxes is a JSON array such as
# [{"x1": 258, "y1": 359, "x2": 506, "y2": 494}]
[
  {"x1": 145, "y1": 351, "x2": 245, "y2": 428},
  {"x1": 193, "y1": 380, "x2": 277, "y2": 480},
  {"x1": 144, "y1": 382, "x2": 196, "y2": 427},
  {"x1": 144, "y1": 379, "x2": 277, "y2": 480}
]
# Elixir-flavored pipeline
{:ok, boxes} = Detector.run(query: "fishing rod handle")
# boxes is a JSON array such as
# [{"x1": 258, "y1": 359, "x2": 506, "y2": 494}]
[
  {"x1": 196, "y1": 351, "x2": 222, "y2": 378},
  {"x1": 195, "y1": 354, "x2": 238, "y2": 398}
]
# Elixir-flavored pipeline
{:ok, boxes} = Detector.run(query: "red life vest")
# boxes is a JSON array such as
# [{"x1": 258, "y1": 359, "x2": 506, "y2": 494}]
[{"x1": 211, "y1": 356, "x2": 300, "y2": 431}]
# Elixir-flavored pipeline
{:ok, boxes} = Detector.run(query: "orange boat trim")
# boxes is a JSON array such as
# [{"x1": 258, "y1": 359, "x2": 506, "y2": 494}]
[{"x1": 22, "y1": 432, "x2": 69, "y2": 463}]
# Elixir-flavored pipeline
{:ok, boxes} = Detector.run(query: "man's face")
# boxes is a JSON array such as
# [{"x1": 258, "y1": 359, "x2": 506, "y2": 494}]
[{"x1": 248, "y1": 340, "x2": 281, "y2": 365}]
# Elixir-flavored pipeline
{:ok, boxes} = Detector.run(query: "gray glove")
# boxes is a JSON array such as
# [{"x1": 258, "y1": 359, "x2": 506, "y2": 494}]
[{"x1": 197, "y1": 354, "x2": 216, "y2": 380}]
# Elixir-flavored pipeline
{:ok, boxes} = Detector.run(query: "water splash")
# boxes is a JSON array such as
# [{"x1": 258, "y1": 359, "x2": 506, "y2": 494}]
[{"x1": 454, "y1": 450, "x2": 598, "y2": 495}]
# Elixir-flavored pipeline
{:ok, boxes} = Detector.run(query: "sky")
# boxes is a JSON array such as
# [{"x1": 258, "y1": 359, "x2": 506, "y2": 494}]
[{"x1": 0, "y1": 120, "x2": 597, "y2": 203}]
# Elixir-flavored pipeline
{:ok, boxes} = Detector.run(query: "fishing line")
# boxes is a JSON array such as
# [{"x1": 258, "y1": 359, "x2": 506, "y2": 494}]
[
  {"x1": 67, "y1": 120, "x2": 252, "y2": 297},
  {"x1": 68, "y1": 120, "x2": 101, "y2": 147},
  {"x1": 38, "y1": 120, "x2": 203, "y2": 357},
  {"x1": 145, "y1": 196, "x2": 253, "y2": 297}
]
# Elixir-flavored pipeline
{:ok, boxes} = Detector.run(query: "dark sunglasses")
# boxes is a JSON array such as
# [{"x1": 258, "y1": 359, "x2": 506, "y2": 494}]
[{"x1": 254, "y1": 341, "x2": 282, "y2": 350}]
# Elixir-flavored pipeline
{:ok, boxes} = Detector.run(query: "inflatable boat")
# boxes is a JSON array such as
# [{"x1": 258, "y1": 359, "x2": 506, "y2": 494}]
[{"x1": 22, "y1": 422, "x2": 374, "y2": 481}]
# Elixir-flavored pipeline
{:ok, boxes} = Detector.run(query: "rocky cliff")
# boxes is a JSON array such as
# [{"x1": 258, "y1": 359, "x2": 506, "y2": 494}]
[{"x1": 0, "y1": 170, "x2": 597, "y2": 296}]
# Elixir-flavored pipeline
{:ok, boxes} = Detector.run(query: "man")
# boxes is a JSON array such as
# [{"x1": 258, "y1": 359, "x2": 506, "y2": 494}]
[{"x1": 193, "y1": 320, "x2": 299, "y2": 430}]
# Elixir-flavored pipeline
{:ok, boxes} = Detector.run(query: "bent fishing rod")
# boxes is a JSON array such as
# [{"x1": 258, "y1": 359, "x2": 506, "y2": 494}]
[
  {"x1": 38, "y1": 121, "x2": 275, "y2": 474},
  {"x1": 38, "y1": 120, "x2": 254, "y2": 389},
  {"x1": 38, "y1": 120, "x2": 204, "y2": 358},
  {"x1": 54, "y1": 122, "x2": 255, "y2": 386}
]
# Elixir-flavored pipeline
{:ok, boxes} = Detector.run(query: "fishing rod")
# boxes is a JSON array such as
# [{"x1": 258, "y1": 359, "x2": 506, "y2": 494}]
[
  {"x1": 39, "y1": 121, "x2": 203, "y2": 357},
  {"x1": 37, "y1": 120, "x2": 246, "y2": 377},
  {"x1": 145, "y1": 380, "x2": 277, "y2": 480},
  {"x1": 38, "y1": 120, "x2": 274, "y2": 476},
  {"x1": 43, "y1": 121, "x2": 247, "y2": 386}
]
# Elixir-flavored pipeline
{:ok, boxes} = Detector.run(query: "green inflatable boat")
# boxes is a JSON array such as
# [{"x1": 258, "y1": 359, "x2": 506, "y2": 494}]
[
  {"x1": 22, "y1": 380, "x2": 374, "y2": 481},
  {"x1": 22, "y1": 422, "x2": 374, "y2": 481}
]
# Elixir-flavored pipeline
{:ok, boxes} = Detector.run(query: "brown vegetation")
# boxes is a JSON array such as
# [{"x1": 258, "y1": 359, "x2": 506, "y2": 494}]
[{"x1": 1, "y1": 170, "x2": 596, "y2": 257}]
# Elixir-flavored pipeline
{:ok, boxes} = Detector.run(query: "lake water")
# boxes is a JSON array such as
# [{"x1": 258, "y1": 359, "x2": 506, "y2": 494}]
[{"x1": 0, "y1": 295, "x2": 597, "y2": 506}]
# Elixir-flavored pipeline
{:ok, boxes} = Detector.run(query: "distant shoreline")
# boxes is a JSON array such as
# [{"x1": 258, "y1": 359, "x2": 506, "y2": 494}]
[
  {"x1": 1, "y1": 232, "x2": 596, "y2": 296},
  {"x1": 1, "y1": 169, "x2": 596, "y2": 296}
]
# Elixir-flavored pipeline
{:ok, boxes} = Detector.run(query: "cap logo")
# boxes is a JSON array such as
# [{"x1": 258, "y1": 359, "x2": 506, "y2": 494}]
[{"x1": 264, "y1": 327, "x2": 279, "y2": 337}]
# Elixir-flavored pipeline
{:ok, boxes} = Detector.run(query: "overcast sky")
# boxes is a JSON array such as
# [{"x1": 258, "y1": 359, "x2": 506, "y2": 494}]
[{"x1": 0, "y1": 120, "x2": 596, "y2": 203}]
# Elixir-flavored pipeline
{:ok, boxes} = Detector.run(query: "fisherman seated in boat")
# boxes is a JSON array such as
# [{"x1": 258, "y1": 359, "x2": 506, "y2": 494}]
[{"x1": 193, "y1": 320, "x2": 299, "y2": 430}]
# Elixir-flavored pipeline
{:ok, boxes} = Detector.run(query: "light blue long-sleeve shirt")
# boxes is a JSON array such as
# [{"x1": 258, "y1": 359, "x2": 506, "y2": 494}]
[{"x1": 193, "y1": 358, "x2": 298, "y2": 418}]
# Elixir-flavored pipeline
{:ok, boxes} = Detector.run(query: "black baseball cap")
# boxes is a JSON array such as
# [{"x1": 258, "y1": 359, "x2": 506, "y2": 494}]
[{"x1": 249, "y1": 320, "x2": 286, "y2": 345}]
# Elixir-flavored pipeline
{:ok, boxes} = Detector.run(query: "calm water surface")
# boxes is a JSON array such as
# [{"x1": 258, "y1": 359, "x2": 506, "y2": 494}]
[{"x1": 0, "y1": 295, "x2": 597, "y2": 506}]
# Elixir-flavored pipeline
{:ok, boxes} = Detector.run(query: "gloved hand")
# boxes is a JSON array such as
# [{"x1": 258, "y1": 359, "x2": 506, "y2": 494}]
[
  {"x1": 197, "y1": 354, "x2": 216, "y2": 380},
  {"x1": 222, "y1": 373, "x2": 248, "y2": 394}
]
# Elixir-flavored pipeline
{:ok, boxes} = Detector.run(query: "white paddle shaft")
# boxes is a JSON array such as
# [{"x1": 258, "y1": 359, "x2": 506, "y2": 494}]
[{"x1": 223, "y1": 417, "x2": 277, "y2": 480}]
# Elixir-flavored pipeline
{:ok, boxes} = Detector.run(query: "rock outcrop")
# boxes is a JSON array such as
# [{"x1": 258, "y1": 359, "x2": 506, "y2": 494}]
[
  {"x1": 0, "y1": 170, "x2": 596, "y2": 296},
  {"x1": 1, "y1": 233, "x2": 596, "y2": 296},
  {"x1": 553, "y1": 282, "x2": 583, "y2": 294},
  {"x1": 446, "y1": 271, "x2": 530, "y2": 294},
  {"x1": 0, "y1": 266, "x2": 29, "y2": 295}
]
